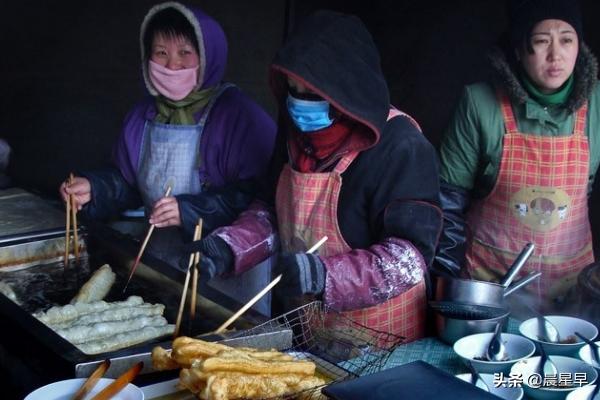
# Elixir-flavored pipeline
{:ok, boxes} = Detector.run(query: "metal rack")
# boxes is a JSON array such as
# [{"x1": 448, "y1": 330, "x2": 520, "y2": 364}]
[{"x1": 229, "y1": 301, "x2": 404, "y2": 399}]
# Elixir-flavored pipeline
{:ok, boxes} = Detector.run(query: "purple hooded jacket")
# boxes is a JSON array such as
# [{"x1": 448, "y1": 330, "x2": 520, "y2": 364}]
[
  {"x1": 115, "y1": 2, "x2": 275, "y2": 187},
  {"x1": 103, "y1": 2, "x2": 276, "y2": 235}
]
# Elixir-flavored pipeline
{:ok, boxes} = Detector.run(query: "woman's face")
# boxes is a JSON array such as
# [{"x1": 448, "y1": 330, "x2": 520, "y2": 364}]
[
  {"x1": 287, "y1": 77, "x2": 312, "y2": 96},
  {"x1": 518, "y1": 19, "x2": 579, "y2": 93},
  {"x1": 287, "y1": 77, "x2": 324, "y2": 100},
  {"x1": 150, "y1": 33, "x2": 199, "y2": 70}
]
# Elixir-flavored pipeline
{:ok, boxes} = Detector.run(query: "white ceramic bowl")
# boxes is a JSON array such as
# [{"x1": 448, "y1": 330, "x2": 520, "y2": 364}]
[
  {"x1": 24, "y1": 378, "x2": 144, "y2": 400},
  {"x1": 566, "y1": 385, "x2": 599, "y2": 400},
  {"x1": 510, "y1": 356, "x2": 598, "y2": 400},
  {"x1": 456, "y1": 373, "x2": 524, "y2": 400},
  {"x1": 578, "y1": 342, "x2": 600, "y2": 370},
  {"x1": 519, "y1": 316, "x2": 598, "y2": 356},
  {"x1": 453, "y1": 332, "x2": 536, "y2": 373}
]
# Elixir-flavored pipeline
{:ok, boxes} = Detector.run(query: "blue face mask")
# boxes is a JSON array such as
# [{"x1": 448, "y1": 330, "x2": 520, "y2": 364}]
[{"x1": 286, "y1": 93, "x2": 334, "y2": 132}]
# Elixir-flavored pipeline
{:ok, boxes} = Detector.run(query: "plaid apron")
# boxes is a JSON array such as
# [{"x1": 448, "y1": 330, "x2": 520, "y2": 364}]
[
  {"x1": 275, "y1": 109, "x2": 426, "y2": 342},
  {"x1": 466, "y1": 92, "x2": 594, "y2": 308}
]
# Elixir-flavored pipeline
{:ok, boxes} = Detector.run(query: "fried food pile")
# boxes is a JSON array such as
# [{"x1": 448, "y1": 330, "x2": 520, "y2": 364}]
[
  {"x1": 152, "y1": 337, "x2": 326, "y2": 400},
  {"x1": 33, "y1": 265, "x2": 174, "y2": 354}
]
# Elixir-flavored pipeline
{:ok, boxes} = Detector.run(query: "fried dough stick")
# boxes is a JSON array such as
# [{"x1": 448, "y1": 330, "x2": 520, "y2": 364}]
[
  {"x1": 173, "y1": 337, "x2": 233, "y2": 361},
  {"x1": 163, "y1": 337, "x2": 293, "y2": 369},
  {"x1": 200, "y1": 356, "x2": 316, "y2": 376},
  {"x1": 180, "y1": 369, "x2": 326, "y2": 400},
  {"x1": 207, "y1": 373, "x2": 294, "y2": 400},
  {"x1": 218, "y1": 348, "x2": 294, "y2": 362},
  {"x1": 153, "y1": 337, "x2": 232, "y2": 371}
]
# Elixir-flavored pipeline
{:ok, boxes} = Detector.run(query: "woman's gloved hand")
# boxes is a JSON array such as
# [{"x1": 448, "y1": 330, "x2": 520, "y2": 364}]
[
  {"x1": 274, "y1": 253, "x2": 326, "y2": 297},
  {"x1": 180, "y1": 235, "x2": 234, "y2": 280}
]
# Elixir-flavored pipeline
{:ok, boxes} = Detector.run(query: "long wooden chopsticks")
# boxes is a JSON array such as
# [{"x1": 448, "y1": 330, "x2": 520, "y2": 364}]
[
  {"x1": 173, "y1": 218, "x2": 203, "y2": 338},
  {"x1": 214, "y1": 274, "x2": 282, "y2": 334},
  {"x1": 71, "y1": 359, "x2": 110, "y2": 400},
  {"x1": 214, "y1": 235, "x2": 329, "y2": 334},
  {"x1": 70, "y1": 173, "x2": 80, "y2": 262},
  {"x1": 64, "y1": 179, "x2": 71, "y2": 266},
  {"x1": 88, "y1": 361, "x2": 143, "y2": 400},
  {"x1": 64, "y1": 173, "x2": 80, "y2": 266},
  {"x1": 190, "y1": 219, "x2": 203, "y2": 321},
  {"x1": 123, "y1": 186, "x2": 172, "y2": 292}
]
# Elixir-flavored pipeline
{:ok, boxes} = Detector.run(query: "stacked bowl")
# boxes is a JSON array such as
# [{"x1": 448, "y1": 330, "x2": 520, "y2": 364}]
[{"x1": 506, "y1": 315, "x2": 600, "y2": 400}]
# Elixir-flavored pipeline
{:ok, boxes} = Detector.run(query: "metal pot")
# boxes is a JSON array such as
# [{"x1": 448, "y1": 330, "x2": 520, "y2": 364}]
[
  {"x1": 435, "y1": 271, "x2": 540, "y2": 306},
  {"x1": 435, "y1": 243, "x2": 538, "y2": 308},
  {"x1": 573, "y1": 262, "x2": 600, "y2": 327},
  {"x1": 434, "y1": 307, "x2": 510, "y2": 345}
]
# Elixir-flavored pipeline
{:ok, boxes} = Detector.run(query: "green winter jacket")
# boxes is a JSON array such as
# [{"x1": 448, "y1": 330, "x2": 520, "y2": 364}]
[{"x1": 440, "y1": 44, "x2": 600, "y2": 199}]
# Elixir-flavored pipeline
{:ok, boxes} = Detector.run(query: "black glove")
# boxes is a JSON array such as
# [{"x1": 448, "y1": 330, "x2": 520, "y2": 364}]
[
  {"x1": 433, "y1": 181, "x2": 471, "y2": 277},
  {"x1": 274, "y1": 253, "x2": 326, "y2": 297},
  {"x1": 180, "y1": 235, "x2": 234, "y2": 279},
  {"x1": 177, "y1": 178, "x2": 257, "y2": 237}
]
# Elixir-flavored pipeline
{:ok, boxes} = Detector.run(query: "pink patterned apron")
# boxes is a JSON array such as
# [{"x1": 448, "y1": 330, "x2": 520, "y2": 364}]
[{"x1": 466, "y1": 92, "x2": 594, "y2": 309}]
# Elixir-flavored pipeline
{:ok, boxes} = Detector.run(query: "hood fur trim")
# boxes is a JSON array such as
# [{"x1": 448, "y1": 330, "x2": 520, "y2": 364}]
[{"x1": 140, "y1": 2, "x2": 206, "y2": 97}]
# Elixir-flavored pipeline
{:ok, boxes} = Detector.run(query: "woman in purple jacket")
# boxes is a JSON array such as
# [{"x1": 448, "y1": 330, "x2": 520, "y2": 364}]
[{"x1": 59, "y1": 3, "x2": 276, "y2": 260}]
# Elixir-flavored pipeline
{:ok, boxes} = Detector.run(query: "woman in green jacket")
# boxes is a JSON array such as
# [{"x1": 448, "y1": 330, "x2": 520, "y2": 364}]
[{"x1": 436, "y1": 0, "x2": 599, "y2": 312}]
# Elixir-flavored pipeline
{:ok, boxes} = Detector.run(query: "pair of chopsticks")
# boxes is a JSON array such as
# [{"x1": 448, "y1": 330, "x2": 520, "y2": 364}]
[
  {"x1": 174, "y1": 218, "x2": 203, "y2": 338},
  {"x1": 64, "y1": 173, "x2": 80, "y2": 266},
  {"x1": 123, "y1": 186, "x2": 172, "y2": 292},
  {"x1": 213, "y1": 235, "x2": 329, "y2": 334},
  {"x1": 72, "y1": 360, "x2": 143, "y2": 400},
  {"x1": 72, "y1": 360, "x2": 110, "y2": 400}
]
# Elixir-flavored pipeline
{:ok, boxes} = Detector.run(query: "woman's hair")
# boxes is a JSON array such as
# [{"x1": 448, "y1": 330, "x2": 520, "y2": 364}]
[
  {"x1": 143, "y1": 7, "x2": 199, "y2": 60},
  {"x1": 508, "y1": 0, "x2": 582, "y2": 55}
]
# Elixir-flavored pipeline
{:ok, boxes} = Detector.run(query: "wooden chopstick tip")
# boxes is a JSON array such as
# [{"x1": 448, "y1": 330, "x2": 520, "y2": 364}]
[
  {"x1": 71, "y1": 359, "x2": 112, "y2": 400},
  {"x1": 88, "y1": 361, "x2": 143, "y2": 400},
  {"x1": 307, "y1": 236, "x2": 328, "y2": 254}
]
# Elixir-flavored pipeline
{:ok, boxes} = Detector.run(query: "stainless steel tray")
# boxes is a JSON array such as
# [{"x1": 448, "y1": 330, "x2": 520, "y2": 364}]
[{"x1": 0, "y1": 226, "x2": 266, "y2": 394}]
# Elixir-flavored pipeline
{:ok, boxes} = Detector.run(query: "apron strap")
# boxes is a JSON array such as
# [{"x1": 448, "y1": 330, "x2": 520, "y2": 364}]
[
  {"x1": 197, "y1": 82, "x2": 236, "y2": 126},
  {"x1": 388, "y1": 106, "x2": 422, "y2": 132},
  {"x1": 573, "y1": 102, "x2": 588, "y2": 137},
  {"x1": 332, "y1": 151, "x2": 359, "y2": 174},
  {"x1": 497, "y1": 90, "x2": 519, "y2": 135}
]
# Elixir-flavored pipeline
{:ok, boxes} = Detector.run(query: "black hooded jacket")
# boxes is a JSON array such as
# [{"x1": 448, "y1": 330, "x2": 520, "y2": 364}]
[
  {"x1": 268, "y1": 11, "x2": 442, "y2": 259},
  {"x1": 213, "y1": 11, "x2": 442, "y2": 311}
]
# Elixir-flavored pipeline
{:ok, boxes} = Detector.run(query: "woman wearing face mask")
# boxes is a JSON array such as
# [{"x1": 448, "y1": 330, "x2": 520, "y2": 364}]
[
  {"x1": 183, "y1": 11, "x2": 442, "y2": 341},
  {"x1": 59, "y1": 3, "x2": 276, "y2": 266},
  {"x1": 435, "y1": 0, "x2": 600, "y2": 311}
]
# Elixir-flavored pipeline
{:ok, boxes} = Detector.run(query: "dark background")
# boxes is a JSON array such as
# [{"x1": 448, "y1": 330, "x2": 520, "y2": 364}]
[
  {"x1": 1, "y1": 1, "x2": 600, "y2": 397},
  {"x1": 2, "y1": 0, "x2": 600, "y2": 245}
]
